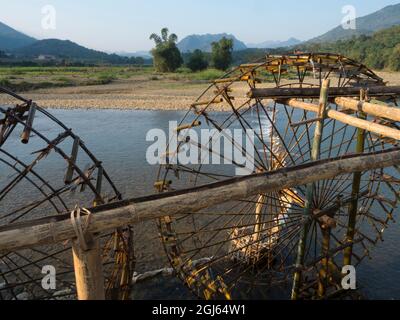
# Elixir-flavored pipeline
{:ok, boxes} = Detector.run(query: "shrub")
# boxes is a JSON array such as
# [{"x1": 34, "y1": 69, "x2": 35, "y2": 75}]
[{"x1": 186, "y1": 49, "x2": 209, "y2": 72}]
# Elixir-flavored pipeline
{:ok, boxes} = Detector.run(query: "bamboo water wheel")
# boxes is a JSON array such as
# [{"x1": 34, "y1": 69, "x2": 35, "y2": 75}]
[
  {"x1": 0, "y1": 87, "x2": 135, "y2": 300},
  {"x1": 156, "y1": 53, "x2": 400, "y2": 300}
]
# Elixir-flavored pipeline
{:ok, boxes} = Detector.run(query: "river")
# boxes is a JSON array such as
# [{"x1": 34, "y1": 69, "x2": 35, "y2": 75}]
[{"x1": 1, "y1": 108, "x2": 400, "y2": 300}]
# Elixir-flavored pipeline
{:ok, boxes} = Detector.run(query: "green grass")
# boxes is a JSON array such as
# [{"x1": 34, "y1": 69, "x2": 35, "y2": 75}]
[
  {"x1": 0, "y1": 66, "x2": 155, "y2": 91},
  {"x1": 0, "y1": 65, "x2": 229, "y2": 92},
  {"x1": 154, "y1": 68, "x2": 226, "y2": 82},
  {"x1": 188, "y1": 69, "x2": 225, "y2": 81}
]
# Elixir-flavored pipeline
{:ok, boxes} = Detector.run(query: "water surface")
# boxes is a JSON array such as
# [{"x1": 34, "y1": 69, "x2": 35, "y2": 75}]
[{"x1": 2, "y1": 108, "x2": 400, "y2": 300}]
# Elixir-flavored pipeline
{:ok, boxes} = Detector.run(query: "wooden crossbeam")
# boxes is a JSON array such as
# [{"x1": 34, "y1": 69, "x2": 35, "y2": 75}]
[
  {"x1": 0, "y1": 148, "x2": 400, "y2": 253},
  {"x1": 284, "y1": 99, "x2": 400, "y2": 141},
  {"x1": 335, "y1": 97, "x2": 400, "y2": 122},
  {"x1": 248, "y1": 86, "x2": 400, "y2": 99}
]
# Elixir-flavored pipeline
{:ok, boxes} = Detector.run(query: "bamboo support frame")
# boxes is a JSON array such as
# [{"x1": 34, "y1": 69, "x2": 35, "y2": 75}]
[
  {"x1": 65, "y1": 137, "x2": 80, "y2": 184},
  {"x1": 2, "y1": 73, "x2": 400, "y2": 300},
  {"x1": 72, "y1": 237, "x2": 106, "y2": 300},
  {"x1": 292, "y1": 79, "x2": 330, "y2": 300},
  {"x1": 334, "y1": 97, "x2": 400, "y2": 122},
  {"x1": 317, "y1": 228, "x2": 331, "y2": 298},
  {"x1": 20, "y1": 103, "x2": 36, "y2": 144},
  {"x1": 343, "y1": 109, "x2": 367, "y2": 266},
  {"x1": 249, "y1": 86, "x2": 400, "y2": 100},
  {"x1": 94, "y1": 165, "x2": 104, "y2": 207},
  {"x1": 283, "y1": 99, "x2": 400, "y2": 141},
  {"x1": 253, "y1": 194, "x2": 266, "y2": 243}
]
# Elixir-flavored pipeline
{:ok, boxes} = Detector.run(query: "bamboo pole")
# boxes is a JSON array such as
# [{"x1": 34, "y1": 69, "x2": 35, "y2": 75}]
[
  {"x1": 317, "y1": 227, "x2": 331, "y2": 298},
  {"x1": 334, "y1": 97, "x2": 400, "y2": 122},
  {"x1": 292, "y1": 79, "x2": 330, "y2": 300},
  {"x1": 249, "y1": 86, "x2": 400, "y2": 100},
  {"x1": 317, "y1": 190, "x2": 343, "y2": 299},
  {"x1": 1, "y1": 149, "x2": 400, "y2": 253},
  {"x1": 284, "y1": 99, "x2": 400, "y2": 141},
  {"x1": 93, "y1": 165, "x2": 104, "y2": 207},
  {"x1": 72, "y1": 237, "x2": 106, "y2": 300},
  {"x1": 64, "y1": 137, "x2": 80, "y2": 184},
  {"x1": 343, "y1": 104, "x2": 367, "y2": 267},
  {"x1": 253, "y1": 194, "x2": 266, "y2": 243},
  {"x1": 20, "y1": 102, "x2": 36, "y2": 144}
]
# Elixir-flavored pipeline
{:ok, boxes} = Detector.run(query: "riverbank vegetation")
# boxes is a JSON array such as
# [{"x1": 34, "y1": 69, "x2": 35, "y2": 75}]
[
  {"x1": 150, "y1": 28, "x2": 183, "y2": 72},
  {"x1": 2, "y1": 25, "x2": 400, "y2": 93},
  {"x1": 0, "y1": 65, "x2": 228, "y2": 92},
  {"x1": 0, "y1": 29, "x2": 236, "y2": 92},
  {"x1": 296, "y1": 25, "x2": 400, "y2": 71}
]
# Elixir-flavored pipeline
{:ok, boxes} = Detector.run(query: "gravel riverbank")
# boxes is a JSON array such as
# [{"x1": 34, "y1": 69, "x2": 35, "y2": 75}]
[{"x1": 1, "y1": 71, "x2": 399, "y2": 111}]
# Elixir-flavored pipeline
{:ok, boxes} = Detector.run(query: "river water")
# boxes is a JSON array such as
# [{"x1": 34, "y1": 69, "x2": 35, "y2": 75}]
[{"x1": 2, "y1": 108, "x2": 400, "y2": 300}]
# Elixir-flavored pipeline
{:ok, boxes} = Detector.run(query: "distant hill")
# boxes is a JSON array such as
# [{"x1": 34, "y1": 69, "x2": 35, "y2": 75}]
[
  {"x1": 13, "y1": 39, "x2": 128, "y2": 63},
  {"x1": 297, "y1": 25, "x2": 400, "y2": 71},
  {"x1": 115, "y1": 51, "x2": 152, "y2": 58},
  {"x1": 309, "y1": 3, "x2": 400, "y2": 43},
  {"x1": 247, "y1": 37, "x2": 302, "y2": 49},
  {"x1": 0, "y1": 21, "x2": 37, "y2": 51},
  {"x1": 177, "y1": 33, "x2": 247, "y2": 53}
]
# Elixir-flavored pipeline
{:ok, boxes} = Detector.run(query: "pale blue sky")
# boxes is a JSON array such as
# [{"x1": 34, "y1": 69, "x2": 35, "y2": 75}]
[{"x1": 0, "y1": 0, "x2": 399, "y2": 52}]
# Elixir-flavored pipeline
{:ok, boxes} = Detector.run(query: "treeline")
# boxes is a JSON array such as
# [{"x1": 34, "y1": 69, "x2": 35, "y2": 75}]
[
  {"x1": 296, "y1": 25, "x2": 400, "y2": 71},
  {"x1": 148, "y1": 27, "x2": 289, "y2": 73},
  {"x1": 150, "y1": 28, "x2": 237, "y2": 72},
  {"x1": 0, "y1": 53, "x2": 151, "y2": 67},
  {"x1": 149, "y1": 25, "x2": 400, "y2": 74}
]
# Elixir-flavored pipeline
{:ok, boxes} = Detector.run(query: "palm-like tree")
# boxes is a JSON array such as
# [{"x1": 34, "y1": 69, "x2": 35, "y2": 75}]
[
  {"x1": 150, "y1": 28, "x2": 178, "y2": 46},
  {"x1": 149, "y1": 28, "x2": 182, "y2": 72}
]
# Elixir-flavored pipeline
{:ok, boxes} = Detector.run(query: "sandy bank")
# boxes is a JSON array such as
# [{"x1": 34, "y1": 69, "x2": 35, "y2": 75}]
[{"x1": 1, "y1": 71, "x2": 399, "y2": 111}]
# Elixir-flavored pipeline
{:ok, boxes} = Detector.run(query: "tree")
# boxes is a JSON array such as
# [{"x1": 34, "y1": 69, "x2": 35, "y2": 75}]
[
  {"x1": 389, "y1": 44, "x2": 400, "y2": 71},
  {"x1": 211, "y1": 37, "x2": 234, "y2": 71},
  {"x1": 134, "y1": 56, "x2": 145, "y2": 66},
  {"x1": 187, "y1": 49, "x2": 209, "y2": 72},
  {"x1": 150, "y1": 28, "x2": 183, "y2": 72}
]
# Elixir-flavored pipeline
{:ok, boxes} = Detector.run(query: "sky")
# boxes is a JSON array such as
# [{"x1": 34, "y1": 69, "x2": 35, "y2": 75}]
[{"x1": 0, "y1": 0, "x2": 399, "y2": 52}]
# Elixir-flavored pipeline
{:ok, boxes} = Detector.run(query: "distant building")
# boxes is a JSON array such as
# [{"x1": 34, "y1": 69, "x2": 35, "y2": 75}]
[{"x1": 37, "y1": 54, "x2": 57, "y2": 61}]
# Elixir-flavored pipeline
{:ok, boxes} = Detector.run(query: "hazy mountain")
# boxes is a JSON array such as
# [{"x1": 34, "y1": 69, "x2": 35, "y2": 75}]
[
  {"x1": 13, "y1": 39, "x2": 127, "y2": 63},
  {"x1": 247, "y1": 37, "x2": 302, "y2": 49},
  {"x1": 0, "y1": 21, "x2": 37, "y2": 51},
  {"x1": 309, "y1": 3, "x2": 400, "y2": 43},
  {"x1": 115, "y1": 51, "x2": 152, "y2": 58},
  {"x1": 177, "y1": 33, "x2": 247, "y2": 52}
]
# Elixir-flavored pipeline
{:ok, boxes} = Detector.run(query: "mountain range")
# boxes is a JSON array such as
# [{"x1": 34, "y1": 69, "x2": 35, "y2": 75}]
[
  {"x1": 0, "y1": 21, "x2": 36, "y2": 51},
  {"x1": 12, "y1": 39, "x2": 126, "y2": 63},
  {"x1": 177, "y1": 33, "x2": 247, "y2": 53},
  {"x1": 246, "y1": 38, "x2": 302, "y2": 49},
  {"x1": 309, "y1": 3, "x2": 400, "y2": 43},
  {"x1": 1, "y1": 3, "x2": 400, "y2": 61}
]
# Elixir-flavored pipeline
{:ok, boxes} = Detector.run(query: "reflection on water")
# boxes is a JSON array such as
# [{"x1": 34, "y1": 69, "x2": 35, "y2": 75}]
[{"x1": 2, "y1": 108, "x2": 400, "y2": 300}]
